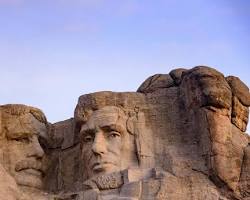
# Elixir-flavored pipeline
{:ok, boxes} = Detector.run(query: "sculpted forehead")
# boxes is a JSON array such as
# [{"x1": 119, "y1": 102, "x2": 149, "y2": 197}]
[
  {"x1": 4, "y1": 113, "x2": 47, "y2": 139},
  {"x1": 81, "y1": 106, "x2": 127, "y2": 132}
]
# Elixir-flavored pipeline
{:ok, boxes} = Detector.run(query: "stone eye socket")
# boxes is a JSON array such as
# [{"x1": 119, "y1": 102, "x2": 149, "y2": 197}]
[
  {"x1": 83, "y1": 135, "x2": 93, "y2": 142},
  {"x1": 12, "y1": 137, "x2": 30, "y2": 143},
  {"x1": 108, "y1": 131, "x2": 121, "y2": 139}
]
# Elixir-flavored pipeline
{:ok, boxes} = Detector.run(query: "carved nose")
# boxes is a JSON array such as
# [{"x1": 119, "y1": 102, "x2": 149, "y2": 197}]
[
  {"x1": 27, "y1": 136, "x2": 45, "y2": 159},
  {"x1": 91, "y1": 131, "x2": 107, "y2": 155}
]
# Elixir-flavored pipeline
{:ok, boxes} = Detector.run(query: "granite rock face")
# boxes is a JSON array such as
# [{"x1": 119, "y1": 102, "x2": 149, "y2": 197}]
[
  {"x1": 0, "y1": 66, "x2": 249, "y2": 200},
  {"x1": 0, "y1": 104, "x2": 52, "y2": 200}
]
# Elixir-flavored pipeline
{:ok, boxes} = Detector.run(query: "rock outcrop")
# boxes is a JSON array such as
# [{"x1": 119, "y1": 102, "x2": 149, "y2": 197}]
[{"x1": 0, "y1": 66, "x2": 249, "y2": 200}]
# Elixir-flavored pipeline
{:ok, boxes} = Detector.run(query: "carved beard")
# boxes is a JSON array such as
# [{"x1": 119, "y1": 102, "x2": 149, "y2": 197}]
[{"x1": 83, "y1": 171, "x2": 124, "y2": 190}]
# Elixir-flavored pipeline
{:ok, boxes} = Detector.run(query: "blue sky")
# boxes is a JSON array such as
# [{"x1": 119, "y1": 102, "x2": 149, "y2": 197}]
[{"x1": 0, "y1": 0, "x2": 249, "y2": 131}]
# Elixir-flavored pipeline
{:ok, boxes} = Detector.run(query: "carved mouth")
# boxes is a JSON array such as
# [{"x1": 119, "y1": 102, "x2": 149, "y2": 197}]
[
  {"x1": 15, "y1": 160, "x2": 44, "y2": 176},
  {"x1": 92, "y1": 162, "x2": 114, "y2": 172}
]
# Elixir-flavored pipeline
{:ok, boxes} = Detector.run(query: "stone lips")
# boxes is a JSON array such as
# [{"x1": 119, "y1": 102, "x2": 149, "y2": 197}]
[{"x1": 15, "y1": 159, "x2": 44, "y2": 175}]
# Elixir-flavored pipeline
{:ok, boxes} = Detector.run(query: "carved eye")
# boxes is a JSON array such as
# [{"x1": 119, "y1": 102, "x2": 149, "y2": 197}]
[
  {"x1": 83, "y1": 135, "x2": 93, "y2": 143},
  {"x1": 13, "y1": 137, "x2": 30, "y2": 143},
  {"x1": 109, "y1": 131, "x2": 121, "y2": 139}
]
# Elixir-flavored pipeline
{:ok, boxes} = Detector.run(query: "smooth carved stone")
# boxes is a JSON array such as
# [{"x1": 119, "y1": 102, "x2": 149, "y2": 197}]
[
  {"x1": 120, "y1": 182, "x2": 142, "y2": 199},
  {"x1": 60, "y1": 118, "x2": 76, "y2": 150},
  {"x1": 226, "y1": 76, "x2": 250, "y2": 106},
  {"x1": 231, "y1": 96, "x2": 249, "y2": 132},
  {"x1": 137, "y1": 74, "x2": 174, "y2": 93},
  {"x1": 169, "y1": 68, "x2": 187, "y2": 86},
  {"x1": 123, "y1": 168, "x2": 155, "y2": 183},
  {"x1": 45, "y1": 119, "x2": 82, "y2": 193},
  {"x1": 47, "y1": 124, "x2": 64, "y2": 149},
  {"x1": 82, "y1": 190, "x2": 99, "y2": 200},
  {"x1": 60, "y1": 144, "x2": 82, "y2": 191},
  {"x1": 43, "y1": 149, "x2": 61, "y2": 193}
]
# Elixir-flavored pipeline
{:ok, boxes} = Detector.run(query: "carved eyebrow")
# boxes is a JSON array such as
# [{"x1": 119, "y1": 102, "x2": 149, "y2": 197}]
[
  {"x1": 80, "y1": 126, "x2": 95, "y2": 136},
  {"x1": 100, "y1": 124, "x2": 125, "y2": 134},
  {"x1": 6, "y1": 132, "x2": 33, "y2": 140},
  {"x1": 80, "y1": 123, "x2": 126, "y2": 136}
]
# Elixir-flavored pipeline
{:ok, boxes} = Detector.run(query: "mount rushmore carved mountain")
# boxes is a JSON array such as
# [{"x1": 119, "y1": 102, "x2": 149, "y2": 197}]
[{"x1": 0, "y1": 66, "x2": 249, "y2": 200}]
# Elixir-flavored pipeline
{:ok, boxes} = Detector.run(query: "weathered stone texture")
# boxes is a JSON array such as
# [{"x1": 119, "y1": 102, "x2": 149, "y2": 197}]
[
  {"x1": 232, "y1": 96, "x2": 249, "y2": 132},
  {"x1": 1, "y1": 66, "x2": 249, "y2": 200},
  {"x1": 240, "y1": 144, "x2": 250, "y2": 198},
  {"x1": 226, "y1": 76, "x2": 250, "y2": 106},
  {"x1": 169, "y1": 68, "x2": 187, "y2": 86},
  {"x1": 0, "y1": 104, "x2": 53, "y2": 200},
  {"x1": 44, "y1": 118, "x2": 82, "y2": 193},
  {"x1": 0, "y1": 163, "x2": 27, "y2": 200},
  {"x1": 137, "y1": 74, "x2": 175, "y2": 93}
]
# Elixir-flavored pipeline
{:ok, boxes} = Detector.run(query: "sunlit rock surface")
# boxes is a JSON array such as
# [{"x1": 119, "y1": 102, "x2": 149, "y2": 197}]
[{"x1": 1, "y1": 66, "x2": 249, "y2": 200}]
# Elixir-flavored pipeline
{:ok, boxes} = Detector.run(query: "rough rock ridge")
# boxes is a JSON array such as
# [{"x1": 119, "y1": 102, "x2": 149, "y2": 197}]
[{"x1": 0, "y1": 66, "x2": 249, "y2": 200}]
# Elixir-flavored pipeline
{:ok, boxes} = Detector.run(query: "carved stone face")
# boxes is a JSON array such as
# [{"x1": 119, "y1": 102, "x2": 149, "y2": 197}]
[
  {"x1": 3, "y1": 113, "x2": 46, "y2": 189},
  {"x1": 80, "y1": 106, "x2": 138, "y2": 179}
]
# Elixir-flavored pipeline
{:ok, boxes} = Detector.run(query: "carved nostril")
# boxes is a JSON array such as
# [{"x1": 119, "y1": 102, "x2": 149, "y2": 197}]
[{"x1": 92, "y1": 141, "x2": 105, "y2": 155}]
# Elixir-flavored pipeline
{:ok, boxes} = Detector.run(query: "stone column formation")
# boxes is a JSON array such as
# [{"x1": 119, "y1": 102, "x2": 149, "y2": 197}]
[{"x1": 0, "y1": 66, "x2": 249, "y2": 200}]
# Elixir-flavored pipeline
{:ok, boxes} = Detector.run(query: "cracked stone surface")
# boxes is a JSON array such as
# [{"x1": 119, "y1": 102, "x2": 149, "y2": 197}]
[{"x1": 0, "y1": 66, "x2": 249, "y2": 200}]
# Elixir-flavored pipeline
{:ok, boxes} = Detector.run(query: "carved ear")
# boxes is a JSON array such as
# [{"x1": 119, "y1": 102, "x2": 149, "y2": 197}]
[
  {"x1": 126, "y1": 107, "x2": 141, "y2": 135},
  {"x1": 135, "y1": 112, "x2": 155, "y2": 168},
  {"x1": 126, "y1": 116, "x2": 135, "y2": 135},
  {"x1": 126, "y1": 110, "x2": 155, "y2": 168}
]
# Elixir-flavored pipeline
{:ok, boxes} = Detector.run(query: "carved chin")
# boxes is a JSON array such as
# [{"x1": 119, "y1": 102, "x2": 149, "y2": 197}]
[{"x1": 14, "y1": 171, "x2": 43, "y2": 189}]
